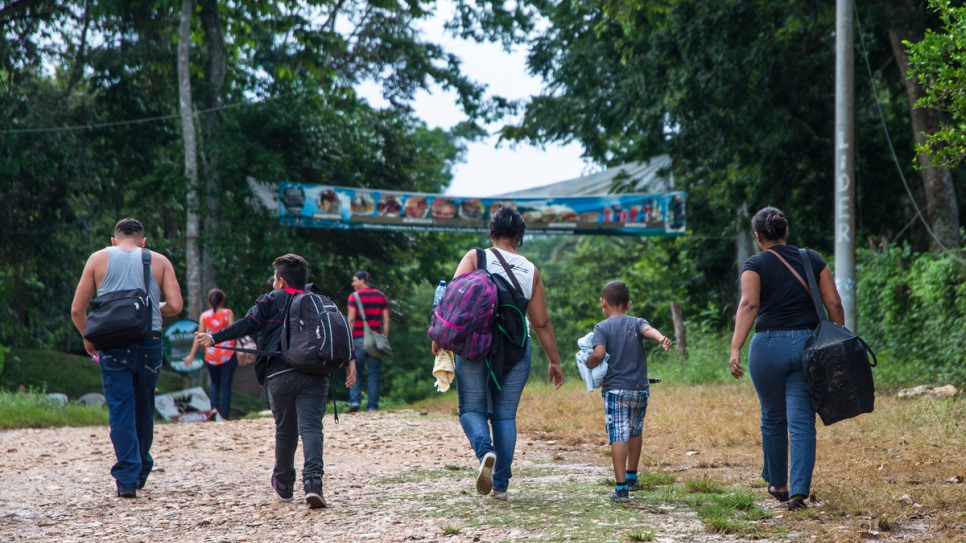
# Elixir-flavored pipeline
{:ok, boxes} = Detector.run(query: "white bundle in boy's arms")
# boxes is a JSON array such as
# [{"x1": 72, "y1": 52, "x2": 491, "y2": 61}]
[{"x1": 575, "y1": 332, "x2": 609, "y2": 392}]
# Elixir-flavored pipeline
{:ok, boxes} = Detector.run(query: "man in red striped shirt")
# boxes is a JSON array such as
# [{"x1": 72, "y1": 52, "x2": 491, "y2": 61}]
[{"x1": 347, "y1": 271, "x2": 390, "y2": 412}]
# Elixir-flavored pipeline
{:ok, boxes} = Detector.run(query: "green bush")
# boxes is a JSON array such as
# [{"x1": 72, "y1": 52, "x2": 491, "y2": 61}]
[{"x1": 857, "y1": 245, "x2": 966, "y2": 387}]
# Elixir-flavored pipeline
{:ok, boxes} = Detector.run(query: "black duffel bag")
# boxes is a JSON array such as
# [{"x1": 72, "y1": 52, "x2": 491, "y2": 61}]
[
  {"x1": 798, "y1": 248, "x2": 877, "y2": 425},
  {"x1": 84, "y1": 249, "x2": 154, "y2": 351}
]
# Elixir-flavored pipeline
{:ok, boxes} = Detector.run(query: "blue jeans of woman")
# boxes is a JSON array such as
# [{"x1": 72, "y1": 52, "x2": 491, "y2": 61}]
[
  {"x1": 350, "y1": 337, "x2": 382, "y2": 410},
  {"x1": 99, "y1": 337, "x2": 163, "y2": 493},
  {"x1": 456, "y1": 344, "x2": 531, "y2": 493},
  {"x1": 206, "y1": 355, "x2": 237, "y2": 420},
  {"x1": 748, "y1": 329, "x2": 816, "y2": 498}
]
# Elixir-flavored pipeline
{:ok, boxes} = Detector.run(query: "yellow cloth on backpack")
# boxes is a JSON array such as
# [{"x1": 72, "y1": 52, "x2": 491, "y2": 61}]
[{"x1": 433, "y1": 350, "x2": 456, "y2": 392}]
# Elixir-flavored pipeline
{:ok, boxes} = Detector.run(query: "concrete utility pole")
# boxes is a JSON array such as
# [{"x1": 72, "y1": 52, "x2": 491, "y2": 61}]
[{"x1": 835, "y1": 0, "x2": 856, "y2": 331}]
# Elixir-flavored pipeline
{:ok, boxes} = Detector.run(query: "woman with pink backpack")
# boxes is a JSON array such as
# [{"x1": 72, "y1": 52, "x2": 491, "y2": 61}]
[{"x1": 430, "y1": 206, "x2": 565, "y2": 500}]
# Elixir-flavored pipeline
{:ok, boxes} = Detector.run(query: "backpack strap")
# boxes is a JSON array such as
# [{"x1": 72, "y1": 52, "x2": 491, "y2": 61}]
[
  {"x1": 475, "y1": 247, "x2": 487, "y2": 271},
  {"x1": 488, "y1": 248, "x2": 524, "y2": 295},
  {"x1": 280, "y1": 292, "x2": 295, "y2": 353},
  {"x1": 799, "y1": 248, "x2": 828, "y2": 322}
]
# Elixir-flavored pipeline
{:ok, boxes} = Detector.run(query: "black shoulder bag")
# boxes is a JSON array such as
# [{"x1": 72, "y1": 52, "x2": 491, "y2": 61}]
[
  {"x1": 84, "y1": 249, "x2": 154, "y2": 351},
  {"x1": 767, "y1": 248, "x2": 877, "y2": 425}
]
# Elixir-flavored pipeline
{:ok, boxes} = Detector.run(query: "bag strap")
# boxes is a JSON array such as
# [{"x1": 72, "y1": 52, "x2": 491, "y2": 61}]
[
  {"x1": 141, "y1": 248, "x2": 152, "y2": 298},
  {"x1": 352, "y1": 292, "x2": 373, "y2": 333},
  {"x1": 799, "y1": 249, "x2": 828, "y2": 322},
  {"x1": 222, "y1": 344, "x2": 280, "y2": 356},
  {"x1": 489, "y1": 248, "x2": 524, "y2": 295},
  {"x1": 329, "y1": 383, "x2": 339, "y2": 424},
  {"x1": 765, "y1": 248, "x2": 810, "y2": 294}
]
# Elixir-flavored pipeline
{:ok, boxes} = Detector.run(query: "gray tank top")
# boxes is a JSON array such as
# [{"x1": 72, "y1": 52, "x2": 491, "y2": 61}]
[{"x1": 98, "y1": 247, "x2": 163, "y2": 333}]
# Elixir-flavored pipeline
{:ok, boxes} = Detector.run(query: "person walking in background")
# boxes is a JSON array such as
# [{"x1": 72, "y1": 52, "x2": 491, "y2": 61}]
[
  {"x1": 729, "y1": 206, "x2": 845, "y2": 511},
  {"x1": 432, "y1": 206, "x2": 565, "y2": 500},
  {"x1": 346, "y1": 271, "x2": 389, "y2": 412},
  {"x1": 70, "y1": 218, "x2": 183, "y2": 498},
  {"x1": 184, "y1": 288, "x2": 237, "y2": 420}
]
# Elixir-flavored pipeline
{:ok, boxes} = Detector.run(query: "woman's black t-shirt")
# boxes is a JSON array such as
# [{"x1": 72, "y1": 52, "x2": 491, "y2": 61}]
[{"x1": 740, "y1": 244, "x2": 827, "y2": 332}]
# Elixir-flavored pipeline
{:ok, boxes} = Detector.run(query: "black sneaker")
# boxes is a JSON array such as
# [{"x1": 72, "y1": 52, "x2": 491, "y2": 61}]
[
  {"x1": 117, "y1": 489, "x2": 137, "y2": 499},
  {"x1": 272, "y1": 474, "x2": 294, "y2": 503},
  {"x1": 627, "y1": 479, "x2": 642, "y2": 492},
  {"x1": 305, "y1": 480, "x2": 326, "y2": 509},
  {"x1": 609, "y1": 489, "x2": 630, "y2": 503},
  {"x1": 348, "y1": 405, "x2": 360, "y2": 413}
]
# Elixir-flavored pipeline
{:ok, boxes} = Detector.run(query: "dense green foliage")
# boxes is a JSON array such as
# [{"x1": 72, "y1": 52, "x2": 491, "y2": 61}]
[
  {"x1": 4, "y1": 0, "x2": 966, "y2": 404},
  {"x1": 857, "y1": 245, "x2": 966, "y2": 385},
  {"x1": 907, "y1": 0, "x2": 966, "y2": 168}
]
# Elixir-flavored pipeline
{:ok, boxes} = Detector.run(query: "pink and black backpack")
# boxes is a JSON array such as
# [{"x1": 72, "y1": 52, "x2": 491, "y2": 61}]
[{"x1": 427, "y1": 249, "x2": 497, "y2": 360}]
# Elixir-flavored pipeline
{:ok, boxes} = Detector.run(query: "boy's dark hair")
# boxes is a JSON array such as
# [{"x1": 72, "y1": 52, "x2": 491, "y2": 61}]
[
  {"x1": 266, "y1": 275, "x2": 276, "y2": 292},
  {"x1": 273, "y1": 254, "x2": 308, "y2": 289},
  {"x1": 752, "y1": 206, "x2": 788, "y2": 242},
  {"x1": 114, "y1": 218, "x2": 144, "y2": 238},
  {"x1": 207, "y1": 288, "x2": 225, "y2": 310},
  {"x1": 354, "y1": 271, "x2": 372, "y2": 285},
  {"x1": 489, "y1": 206, "x2": 526, "y2": 246},
  {"x1": 602, "y1": 281, "x2": 630, "y2": 307}
]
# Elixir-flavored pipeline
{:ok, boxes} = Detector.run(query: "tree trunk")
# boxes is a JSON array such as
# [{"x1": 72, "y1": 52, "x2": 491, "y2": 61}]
[
  {"x1": 179, "y1": 0, "x2": 202, "y2": 320},
  {"x1": 888, "y1": 1, "x2": 961, "y2": 252},
  {"x1": 670, "y1": 301, "x2": 687, "y2": 361},
  {"x1": 200, "y1": 0, "x2": 226, "y2": 295}
]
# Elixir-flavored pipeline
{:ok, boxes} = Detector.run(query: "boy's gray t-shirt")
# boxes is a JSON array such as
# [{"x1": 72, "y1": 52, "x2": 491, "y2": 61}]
[{"x1": 592, "y1": 315, "x2": 650, "y2": 393}]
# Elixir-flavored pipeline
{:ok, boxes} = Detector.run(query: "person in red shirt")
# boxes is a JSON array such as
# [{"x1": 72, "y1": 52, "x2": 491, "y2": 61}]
[{"x1": 346, "y1": 271, "x2": 390, "y2": 412}]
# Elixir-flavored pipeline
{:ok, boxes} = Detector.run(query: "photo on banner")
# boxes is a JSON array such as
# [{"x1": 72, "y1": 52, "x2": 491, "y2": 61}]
[{"x1": 278, "y1": 183, "x2": 687, "y2": 237}]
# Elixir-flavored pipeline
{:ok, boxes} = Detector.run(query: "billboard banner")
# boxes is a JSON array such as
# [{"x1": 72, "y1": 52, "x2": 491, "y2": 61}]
[{"x1": 278, "y1": 183, "x2": 686, "y2": 236}]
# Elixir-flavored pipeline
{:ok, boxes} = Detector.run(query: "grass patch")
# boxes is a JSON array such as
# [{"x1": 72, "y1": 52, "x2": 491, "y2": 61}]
[
  {"x1": 408, "y1": 381, "x2": 966, "y2": 540},
  {"x1": 375, "y1": 469, "x2": 456, "y2": 485},
  {"x1": 627, "y1": 530, "x2": 654, "y2": 541},
  {"x1": 637, "y1": 472, "x2": 676, "y2": 490},
  {"x1": 0, "y1": 390, "x2": 109, "y2": 429},
  {"x1": 440, "y1": 525, "x2": 461, "y2": 535},
  {"x1": 683, "y1": 476, "x2": 724, "y2": 494}
]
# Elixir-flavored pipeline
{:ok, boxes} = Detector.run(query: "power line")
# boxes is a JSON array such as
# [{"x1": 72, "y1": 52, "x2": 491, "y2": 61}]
[
  {"x1": 853, "y1": 0, "x2": 966, "y2": 265},
  {"x1": 0, "y1": 91, "x2": 298, "y2": 135}
]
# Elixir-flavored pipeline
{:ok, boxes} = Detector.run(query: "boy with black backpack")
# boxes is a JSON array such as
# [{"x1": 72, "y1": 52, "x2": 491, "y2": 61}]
[{"x1": 196, "y1": 254, "x2": 355, "y2": 508}]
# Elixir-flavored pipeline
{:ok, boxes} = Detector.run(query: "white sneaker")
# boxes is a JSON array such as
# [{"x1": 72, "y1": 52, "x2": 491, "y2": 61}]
[{"x1": 476, "y1": 452, "x2": 497, "y2": 495}]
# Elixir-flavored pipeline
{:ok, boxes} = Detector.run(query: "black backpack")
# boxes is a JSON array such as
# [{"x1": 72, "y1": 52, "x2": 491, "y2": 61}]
[
  {"x1": 280, "y1": 287, "x2": 354, "y2": 375},
  {"x1": 479, "y1": 248, "x2": 530, "y2": 388},
  {"x1": 799, "y1": 249, "x2": 877, "y2": 426}
]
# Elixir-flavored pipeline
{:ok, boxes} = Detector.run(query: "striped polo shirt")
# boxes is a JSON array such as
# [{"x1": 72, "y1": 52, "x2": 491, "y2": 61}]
[{"x1": 349, "y1": 288, "x2": 388, "y2": 338}]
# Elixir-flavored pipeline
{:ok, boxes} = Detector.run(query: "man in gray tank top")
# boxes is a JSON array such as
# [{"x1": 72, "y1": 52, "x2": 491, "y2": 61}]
[{"x1": 71, "y1": 218, "x2": 183, "y2": 499}]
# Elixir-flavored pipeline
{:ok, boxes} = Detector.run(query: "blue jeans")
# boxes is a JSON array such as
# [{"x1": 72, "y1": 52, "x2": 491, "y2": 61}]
[
  {"x1": 349, "y1": 337, "x2": 382, "y2": 410},
  {"x1": 748, "y1": 329, "x2": 816, "y2": 497},
  {"x1": 207, "y1": 355, "x2": 237, "y2": 420},
  {"x1": 265, "y1": 371, "x2": 329, "y2": 492},
  {"x1": 456, "y1": 344, "x2": 531, "y2": 492},
  {"x1": 98, "y1": 337, "x2": 163, "y2": 493}
]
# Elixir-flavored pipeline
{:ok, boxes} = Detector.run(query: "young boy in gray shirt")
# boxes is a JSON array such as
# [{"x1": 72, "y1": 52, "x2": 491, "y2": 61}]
[{"x1": 586, "y1": 281, "x2": 671, "y2": 503}]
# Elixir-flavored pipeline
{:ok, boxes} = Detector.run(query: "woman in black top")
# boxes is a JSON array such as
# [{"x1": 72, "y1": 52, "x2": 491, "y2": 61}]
[{"x1": 729, "y1": 207, "x2": 844, "y2": 511}]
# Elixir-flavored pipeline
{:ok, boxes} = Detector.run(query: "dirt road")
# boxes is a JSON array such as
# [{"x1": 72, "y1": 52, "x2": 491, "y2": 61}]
[{"x1": 0, "y1": 410, "x2": 774, "y2": 543}]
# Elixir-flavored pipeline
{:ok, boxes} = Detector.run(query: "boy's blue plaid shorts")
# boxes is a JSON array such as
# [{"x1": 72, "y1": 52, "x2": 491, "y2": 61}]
[{"x1": 603, "y1": 389, "x2": 650, "y2": 444}]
